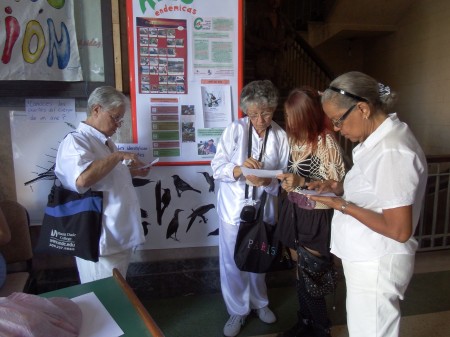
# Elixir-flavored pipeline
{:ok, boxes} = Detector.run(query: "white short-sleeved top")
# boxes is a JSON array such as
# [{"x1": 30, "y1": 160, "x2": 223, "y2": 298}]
[
  {"x1": 330, "y1": 113, "x2": 428, "y2": 261},
  {"x1": 55, "y1": 122, "x2": 145, "y2": 256}
]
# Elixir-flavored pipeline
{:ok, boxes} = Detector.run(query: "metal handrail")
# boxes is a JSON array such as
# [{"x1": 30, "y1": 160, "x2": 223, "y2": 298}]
[{"x1": 417, "y1": 155, "x2": 450, "y2": 251}]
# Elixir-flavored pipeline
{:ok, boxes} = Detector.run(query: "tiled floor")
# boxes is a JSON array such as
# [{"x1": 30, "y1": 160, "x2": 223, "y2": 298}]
[{"x1": 253, "y1": 250, "x2": 450, "y2": 337}]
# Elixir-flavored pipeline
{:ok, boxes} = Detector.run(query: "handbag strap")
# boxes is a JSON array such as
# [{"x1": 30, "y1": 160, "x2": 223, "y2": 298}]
[
  {"x1": 244, "y1": 122, "x2": 271, "y2": 200},
  {"x1": 255, "y1": 190, "x2": 268, "y2": 221}
]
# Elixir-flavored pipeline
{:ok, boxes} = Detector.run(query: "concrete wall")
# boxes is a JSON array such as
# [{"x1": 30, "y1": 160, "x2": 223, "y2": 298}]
[
  {"x1": 314, "y1": 0, "x2": 450, "y2": 155},
  {"x1": 364, "y1": 0, "x2": 450, "y2": 155}
]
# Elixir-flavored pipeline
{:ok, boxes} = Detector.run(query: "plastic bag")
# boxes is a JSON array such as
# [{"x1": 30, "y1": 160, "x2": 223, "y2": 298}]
[{"x1": 0, "y1": 292, "x2": 82, "y2": 337}]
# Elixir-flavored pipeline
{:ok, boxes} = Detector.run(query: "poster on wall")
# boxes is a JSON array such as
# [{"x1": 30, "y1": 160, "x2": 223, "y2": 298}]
[
  {"x1": 127, "y1": 0, "x2": 243, "y2": 164},
  {"x1": 0, "y1": 0, "x2": 82, "y2": 81},
  {"x1": 10, "y1": 108, "x2": 86, "y2": 225},
  {"x1": 123, "y1": 0, "x2": 243, "y2": 249}
]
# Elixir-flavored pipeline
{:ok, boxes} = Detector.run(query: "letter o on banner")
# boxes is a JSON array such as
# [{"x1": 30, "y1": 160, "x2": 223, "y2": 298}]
[{"x1": 22, "y1": 20, "x2": 45, "y2": 64}]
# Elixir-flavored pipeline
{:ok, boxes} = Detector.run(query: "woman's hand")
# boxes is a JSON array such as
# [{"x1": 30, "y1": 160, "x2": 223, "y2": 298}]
[
  {"x1": 233, "y1": 156, "x2": 264, "y2": 180},
  {"x1": 309, "y1": 195, "x2": 345, "y2": 211},
  {"x1": 307, "y1": 179, "x2": 344, "y2": 196},
  {"x1": 245, "y1": 175, "x2": 272, "y2": 187},
  {"x1": 128, "y1": 158, "x2": 151, "y2": 177},
  {"x1": 242, "y1": 157, "x2": 263, "y2": 169},
  {"x1": 276, "y1": 173, "x2": 302, "y2": 192}
]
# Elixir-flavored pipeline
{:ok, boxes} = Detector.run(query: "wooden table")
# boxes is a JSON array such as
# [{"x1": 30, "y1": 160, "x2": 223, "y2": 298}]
[{"x1": 40, "y1": 268, "x2": 165, "y2": 337}]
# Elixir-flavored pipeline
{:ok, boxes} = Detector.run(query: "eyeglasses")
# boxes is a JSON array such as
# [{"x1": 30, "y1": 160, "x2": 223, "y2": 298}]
[
  {"x1": 331, "y1": 104, "x2": 357, "y2": 128},
  {"x1": 107, "y1": 113, "x2": 124, "y2": 126},
  {"x1": 246, "y1": 111, "x2": 273, "y2": 120}
]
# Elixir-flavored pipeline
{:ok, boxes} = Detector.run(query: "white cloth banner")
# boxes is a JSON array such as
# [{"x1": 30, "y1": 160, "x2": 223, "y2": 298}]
[{"x1": 0, "y1": 0, "x2": 82, "y2": 81}]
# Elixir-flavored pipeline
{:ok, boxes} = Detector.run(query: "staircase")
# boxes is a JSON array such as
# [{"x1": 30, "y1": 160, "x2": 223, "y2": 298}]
[
  {"x1": 244, "y1": 0, "x2": 335, "y2": 127},
  {"x1": 244, "y1": 0, "x2": 414, "y2": 150}
]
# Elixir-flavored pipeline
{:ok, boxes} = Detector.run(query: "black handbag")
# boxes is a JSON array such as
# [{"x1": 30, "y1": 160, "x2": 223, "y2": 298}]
[
  {"x1": 296, "y1": 244, "x2": 338, "y2": 298},
  {"x1": 234, "y1": 190, "x2": 293, "y2": 273},
  {"x1": 35, "y1": 183, "x2": 103, "y2": 262}
]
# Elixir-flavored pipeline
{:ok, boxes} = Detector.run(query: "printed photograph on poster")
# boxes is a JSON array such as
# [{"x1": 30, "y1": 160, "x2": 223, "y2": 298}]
[
  {"x1": 181, "y1": 117, "x2": 196, "y2": 143},
  {"x1": 201, "y1": 85, "x2": 232, "y2": 128},
  {"x1": 197, "y1": 128, "x2": 224, "y2": 158},
  {"x1": 181, "y1": 105, "x2": 196, "y2": 143}
]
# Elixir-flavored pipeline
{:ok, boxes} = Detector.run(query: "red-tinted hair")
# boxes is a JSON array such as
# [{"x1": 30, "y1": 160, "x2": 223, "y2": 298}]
[{"x1": 284, "y1": 87, "x2": 332, "y2": 151}]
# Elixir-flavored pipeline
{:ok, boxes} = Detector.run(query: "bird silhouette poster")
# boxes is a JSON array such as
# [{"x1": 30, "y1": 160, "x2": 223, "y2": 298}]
[
  {"x1": 10, "y1": 110, "x2": 87, "y2": 224},
  {"x1": 136, "y1": 165, "x2": 219, "y2": 249}
]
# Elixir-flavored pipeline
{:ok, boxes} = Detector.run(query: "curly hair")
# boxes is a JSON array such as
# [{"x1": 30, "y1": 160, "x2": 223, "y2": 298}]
[{"x1": 240, "y1": 80, "x2": 279, "y2": 113}]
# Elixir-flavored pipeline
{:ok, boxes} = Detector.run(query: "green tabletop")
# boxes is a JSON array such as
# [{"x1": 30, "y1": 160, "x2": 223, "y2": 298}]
[{"x1": 40, "y1": 271, "x2": 163, "y2": 337}]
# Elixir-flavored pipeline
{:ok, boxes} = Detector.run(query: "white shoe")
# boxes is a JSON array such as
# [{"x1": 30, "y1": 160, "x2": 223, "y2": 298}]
[
  {"x1": 255, "y1": 306, "x2": 277, "y2": 324},
  {"x1": 223, "y1": 315, "x2": 246, "y2": 337}
]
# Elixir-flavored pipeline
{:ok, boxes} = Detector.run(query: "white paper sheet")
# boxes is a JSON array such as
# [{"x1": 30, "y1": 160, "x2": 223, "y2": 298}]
[
  {"x1": 241, "y1": 167, "x2": 283, "y2": 178},
  {"x1": 295, "y1": 189, "x2": 337, "y2": 197},
  {"x1": 72, "y1": 292, "x2": 124, "y2": 337},
  {"x1": 138, "y1": 157, "x2": 160, "y2": 169}
]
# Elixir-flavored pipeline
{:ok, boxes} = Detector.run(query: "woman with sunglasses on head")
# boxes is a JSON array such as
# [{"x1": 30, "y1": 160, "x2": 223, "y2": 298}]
[
  {"x1": 308, "y1": 71, "x2": 428, "y2": 337},
  {"x1": 276, "y1": 87, "x2": 346, "y2": 337}
]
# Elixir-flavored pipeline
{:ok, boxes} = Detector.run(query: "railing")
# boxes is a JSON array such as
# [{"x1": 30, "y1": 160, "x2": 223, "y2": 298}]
[
  {"x1": 280, "y1": 30, "x2": 334, "y2": 92},
  {"x1": 340, "y1": 150, "x2": 450, "y2": 251},
  {"x1": 416, "y1": 155, "x2": 450, "y2": 251}
]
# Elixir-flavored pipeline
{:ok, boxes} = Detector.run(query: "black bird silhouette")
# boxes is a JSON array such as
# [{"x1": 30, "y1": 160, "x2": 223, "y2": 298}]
[
  {"x1": 132, "y1": 178, "x2": 154, "y2": 187},
  {"x1": 142, "y1": 221, "x2": 150, "y2": 236},
  {"x1": 198, "y1": 172, "x2": 215, "y2": 192},
  {"x1": 166, "y1": 209, "x2": 183, "y2": 241},
  {"x1": 140, "y1": 208, "x2": 148, "y2": 218},
  {"x1": 186, "y1": 204, "x2": 215, "y2": 232},
  {"x1": 171, "y1": 175, "x2": 201, "y2": 197},
  {"x1": 24, "y1": 164, "x2": 56, "y2": 186},
  {"x1": 161, "y1": 188, "x2": 171, "y2": 216},
  {"x1": 208, "y1": 228, "x2": 219, "y2": 236},
  {"x1": 155, "y1": 180, "x2": 162, "y2": 225}
]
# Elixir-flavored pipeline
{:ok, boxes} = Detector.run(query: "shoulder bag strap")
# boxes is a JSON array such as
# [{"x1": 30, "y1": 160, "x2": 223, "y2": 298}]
[{"x1": 244, "y1": 122, "x2": 271, "y2": 200}]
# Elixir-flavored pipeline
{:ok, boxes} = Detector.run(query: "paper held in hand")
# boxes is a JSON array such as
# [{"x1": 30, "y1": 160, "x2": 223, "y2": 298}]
[
  {"x1": 138, "y1": 157, "x2": 160, "y2": 169},
  {"x1": 295, "y1": 189, "x2": 337, "y2": 197},
  {"x1": 241, "y1": 167, "x2": 283, "y2": 179}
]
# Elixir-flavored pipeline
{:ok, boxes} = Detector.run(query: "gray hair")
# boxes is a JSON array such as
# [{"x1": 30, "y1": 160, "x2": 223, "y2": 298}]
[
  {"x1": 240, "y1": 80, "x2": 279, "y2": 113},
  {"x1": 87, "y1": 86, "x2": 130, "y2": 116},
  {"x1": 321, "y1": 71, "x2": 397, "y2": 112}
]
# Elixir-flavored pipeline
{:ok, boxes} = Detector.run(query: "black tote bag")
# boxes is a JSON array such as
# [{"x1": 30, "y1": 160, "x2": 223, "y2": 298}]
[
  {"x1": 234, "y1": 191, "x2": 293, "y2": 273},
  {"x1": 36, "y1": 184, "x2": 103, "y2": 262}
]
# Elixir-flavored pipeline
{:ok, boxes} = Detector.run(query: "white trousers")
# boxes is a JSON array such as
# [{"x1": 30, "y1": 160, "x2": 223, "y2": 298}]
[
  {"x1": 342, "y1": 253, "x2": 415, "y2": 337},
  {"x1": 219, "y1": 218, "x2": 269, "y2": 316},
  {"x1": 75, "y1": 249, "x2": 132, "y2": 284}
]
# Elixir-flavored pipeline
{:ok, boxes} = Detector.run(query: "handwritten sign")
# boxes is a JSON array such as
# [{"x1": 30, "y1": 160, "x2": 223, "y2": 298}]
[{"x1": 26, "y1": 98, "x2": 76, "y2": 122}]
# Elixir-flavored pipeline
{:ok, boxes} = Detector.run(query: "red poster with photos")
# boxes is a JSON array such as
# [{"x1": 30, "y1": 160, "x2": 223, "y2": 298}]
[{"x1": 137, "y1": 18, "x2": 188, "y2": 95}]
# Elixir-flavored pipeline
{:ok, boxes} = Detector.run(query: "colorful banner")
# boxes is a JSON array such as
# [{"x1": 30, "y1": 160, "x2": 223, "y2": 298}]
[{"x1": 0, "y1": 0, "x2": 82, "y2": 81}]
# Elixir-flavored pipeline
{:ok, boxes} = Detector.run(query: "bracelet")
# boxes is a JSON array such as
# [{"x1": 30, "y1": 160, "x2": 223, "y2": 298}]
[{"x1": 340, "y1": 200, "x2": 350, "y2": 214}]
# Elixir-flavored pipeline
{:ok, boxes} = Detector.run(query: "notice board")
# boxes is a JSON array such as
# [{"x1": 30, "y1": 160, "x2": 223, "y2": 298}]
[{"x1": 127, "y1": 0, "x2": 243, "y2": 165}]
